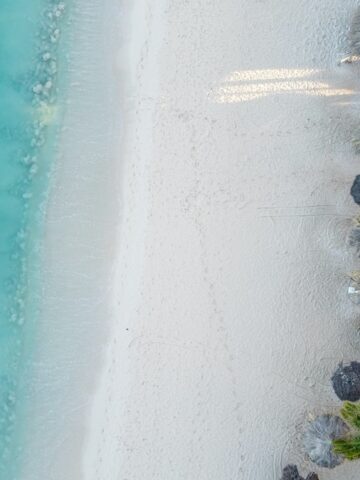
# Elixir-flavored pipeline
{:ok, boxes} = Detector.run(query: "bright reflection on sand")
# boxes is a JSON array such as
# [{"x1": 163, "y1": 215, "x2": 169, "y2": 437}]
[
  {"x1": 212, "y1": 68, "x2": 353, "y2": 103},
  {"x1": 226, "y1": 68, "x2": 320, "y2": 81}
]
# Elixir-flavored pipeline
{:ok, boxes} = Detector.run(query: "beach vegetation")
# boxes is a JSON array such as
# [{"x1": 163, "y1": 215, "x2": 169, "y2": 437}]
[
  {"x1": 333, "y1": 402, "x2": 360, "y2": 460},
  {"x1": 333, "y1": 436, "x2": 360, "y2": 460},
  {"x1": 339, "y1": 401, "x2": 360, "y2": 429}
]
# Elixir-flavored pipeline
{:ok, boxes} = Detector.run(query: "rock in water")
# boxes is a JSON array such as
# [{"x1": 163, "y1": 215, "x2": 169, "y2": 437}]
[
  {"x1": 350, "y1": 175, "x2": 360, "y2": 205},
  {"x1": 303, "y1": 414, "x2": 349, "y2": 468},
  {"x1": 331, "y1": 362, "x2": 360, "y2": 402},
  {"x1": 281, "y1": 465, "x2": 303, "y2": 480}
]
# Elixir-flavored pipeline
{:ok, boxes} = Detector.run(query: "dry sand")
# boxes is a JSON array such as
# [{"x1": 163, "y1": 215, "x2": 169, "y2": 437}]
[{"x1": 83, "y1": 1, "x2": 360, "y2": 479}]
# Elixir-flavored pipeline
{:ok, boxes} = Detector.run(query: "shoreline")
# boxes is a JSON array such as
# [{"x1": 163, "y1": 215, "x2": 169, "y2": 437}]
[{"x1": 18, "y1": 1, "x2": 123, "y2": 478}]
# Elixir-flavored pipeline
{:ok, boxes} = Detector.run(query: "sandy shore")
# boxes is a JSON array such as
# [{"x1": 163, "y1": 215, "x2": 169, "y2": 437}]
[{"x1": 83, "y1": 1, "x2": 360, "y2": 479}]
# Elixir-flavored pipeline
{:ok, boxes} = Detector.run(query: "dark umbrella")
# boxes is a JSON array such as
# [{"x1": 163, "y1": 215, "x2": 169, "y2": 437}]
[
  {"x1": 331, "y1": 362, "x2": 360, "y2": 402},
  {"x1": 280, "y1": 465, "x2": 318, "y2": 480},
  {"x1": 281, "y1": 465, "x2": 302, "y2": 480},
  {"x1": 305, "y1": 475, "x2": 319, "y2": 480},
  {"x1": 350, "y1": 175, "x2": 360, "y2": 205},
  {"x1": 348, "y1": 226, "x2": 360, "y2": 256},
  {"x1": 350, "y1": 7, "x2": 360, "y2": 56}
]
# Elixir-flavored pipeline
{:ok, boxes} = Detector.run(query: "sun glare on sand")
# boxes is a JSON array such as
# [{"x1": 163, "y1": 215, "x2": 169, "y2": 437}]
[{"x1": 211, "y1": 68, "x2": 353, "y2": 103}]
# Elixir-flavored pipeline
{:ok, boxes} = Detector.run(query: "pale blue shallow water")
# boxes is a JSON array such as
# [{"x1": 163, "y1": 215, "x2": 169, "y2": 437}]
[{"x1": 0, "y1": 1, "x2": 68, "y2": 476}]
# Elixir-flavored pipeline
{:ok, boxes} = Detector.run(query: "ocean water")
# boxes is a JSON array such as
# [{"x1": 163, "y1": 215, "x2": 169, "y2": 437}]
[{"x1": 0, "y1": 1, "x2": 68, "y2": 476}]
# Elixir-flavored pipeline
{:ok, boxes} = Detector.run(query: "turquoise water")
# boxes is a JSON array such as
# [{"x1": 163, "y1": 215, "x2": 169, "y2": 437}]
[{"x1": 0, "y1": 1, "x2": 68, "y2": 476}]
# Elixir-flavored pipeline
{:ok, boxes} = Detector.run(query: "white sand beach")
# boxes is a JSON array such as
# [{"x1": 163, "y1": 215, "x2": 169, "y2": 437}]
[
  {"x1": 83, "y1": 1, "x2": 360, "y2": 479},
  {"x1": 20, "y1": 0, "x2": 360, "y2": 479}
]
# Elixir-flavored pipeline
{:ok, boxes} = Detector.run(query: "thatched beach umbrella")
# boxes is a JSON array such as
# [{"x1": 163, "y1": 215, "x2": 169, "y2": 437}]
[
  {"x1": 303, "y1": 414, "x2": 349, "y2": 468},
  {"x1": 281, "y1": 465, "x2": 301, "y2": 480},
  {"x1": 350, "y1": 175, "x2": 360, "y2": 205},
  {"x1": 305, "y1": 475, "x2": 319, "y2": 480},
  {"x1": 350, "y1": 7, "x2": 360, "y2": 56},
  {"x1": 348, "y1": 226, "x2": 360, "y2": 256},
  {"x1": 280, "y1": 465, "x2": 318, "y2": 480},
  {"x1": 331, "y1": 362, "x2": 360, "y2": 402}
]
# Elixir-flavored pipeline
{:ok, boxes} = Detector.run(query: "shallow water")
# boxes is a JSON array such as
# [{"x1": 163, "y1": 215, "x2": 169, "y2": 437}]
[{"x1": 0, "y1": 1, "x2": 68, "y2": 476}]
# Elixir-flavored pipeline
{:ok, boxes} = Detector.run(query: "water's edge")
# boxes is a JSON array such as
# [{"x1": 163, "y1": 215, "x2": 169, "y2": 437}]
[
  {"x1": 18, "y1": 1, "x2": 122, "y2": 478},
  {"x1": 0, "y1": 1, "x2": 71, "y2": 477}
]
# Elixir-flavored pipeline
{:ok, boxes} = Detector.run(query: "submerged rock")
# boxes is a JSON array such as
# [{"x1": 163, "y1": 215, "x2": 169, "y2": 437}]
[
  {"x1": 280, "y1": 465, "x2": 318, "y2": 480},
  {"x1": 331, "y1": 362, "x2": 360, "y2": 401},
  {"x1": 303, "y1": 414, "x2": 349, "y2": 468},
  {"x1": 350, "y1": 175, "x2": 360, "y2": 205}
]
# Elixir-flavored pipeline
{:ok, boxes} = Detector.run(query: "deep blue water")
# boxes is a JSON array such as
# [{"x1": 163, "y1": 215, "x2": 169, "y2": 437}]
[{"x1": 0, "y1": 1, "x2": 67, "y2": 476}]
